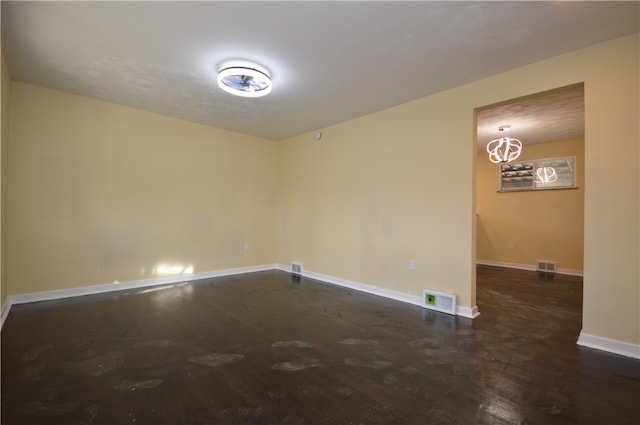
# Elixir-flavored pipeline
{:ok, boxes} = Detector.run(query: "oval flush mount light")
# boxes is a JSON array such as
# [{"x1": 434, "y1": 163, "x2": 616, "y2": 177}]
[{"x1": 217, "y1": 66, "x2": 272, "y2": 98}]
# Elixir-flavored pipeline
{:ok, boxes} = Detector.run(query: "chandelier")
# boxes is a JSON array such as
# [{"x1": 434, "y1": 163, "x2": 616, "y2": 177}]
[{"x1": 486, "y1": 125, "x2": 523, "y2": 164}]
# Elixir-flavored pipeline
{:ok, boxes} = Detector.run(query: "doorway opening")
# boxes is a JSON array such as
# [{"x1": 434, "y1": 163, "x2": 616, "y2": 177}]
[{"x1": 473, "y1": 83, "x2": 585, "y2": 323}]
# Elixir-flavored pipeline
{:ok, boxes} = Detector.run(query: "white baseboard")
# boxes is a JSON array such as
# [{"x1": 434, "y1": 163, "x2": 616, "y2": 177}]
[
  {"x1": 577, "y1": 332, "x2": 640, "y2": 359},
  {"x1": 5, "y1": 265, "x2": 636, "y2": 359},
  {"x1": 1, "y1": 264, "x2": 276, "y2": 330},
  {"x1": 460, "y1": 305, "x2": 481, "y2": 319},
  {"x1": 476, "y1": 259, "x2": 583, "y2": 277},
  {"x1": 276, "y1": 264, "x2": 480, "y2": 319},
  {"x1": 8, "y1": 264, "x2": 276, "y2": 306},
  {"x1": 1, "y1": 299, "x2": 10, "y2": 329}
]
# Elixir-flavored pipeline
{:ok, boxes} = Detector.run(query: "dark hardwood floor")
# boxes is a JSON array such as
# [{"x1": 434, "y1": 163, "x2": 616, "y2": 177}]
[{"x1": 2, "y1": 267, "x2": 639, "y2": 424}]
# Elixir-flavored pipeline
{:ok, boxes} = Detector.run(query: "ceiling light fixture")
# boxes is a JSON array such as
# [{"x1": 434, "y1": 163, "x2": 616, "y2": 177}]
[
  {"x1": 217, "y1": 66, "x2": 272, "y2": 98},
  {"x1": 486, "y1": 125, "x2": 523, "y2": 164}
]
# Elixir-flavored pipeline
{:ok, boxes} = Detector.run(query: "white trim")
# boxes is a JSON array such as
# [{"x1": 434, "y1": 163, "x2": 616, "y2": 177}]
[
  {"x1": 275, "y1": 264, "x2": 290, "y2": 273},
  {"x1": 6, "y1": 264, "x2": 276, "y2": 306},
  {"x1": 476, "y1": 259, "x2": 583, "y2": 277},
  {"x1": 477, "y1": 259, "x2": 537, "y2": 272},
  {"x1": 2, "y1": 263, "x2": 484, "y2": 328},
  {"x1": 458, "y1": 305, "x2": 481, "y2": 319},
  {"x1": 276, "y1": 264, "x2": 480, "y2": 319},
  {"x1": 577, "y1": 332, "x2": 640, "y2": 359},
  {"x1": 304, "y1": 269, "x2": 424, "y2": 307},
  {"x1": 1, "y1": 299, "x2": 10, "y2": 329},
  {"x1": 8, "y1": 264, "x2": 637, "y2": 359}
]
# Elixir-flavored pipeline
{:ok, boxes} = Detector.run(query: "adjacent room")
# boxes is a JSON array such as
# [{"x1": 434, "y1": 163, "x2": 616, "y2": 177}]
[{"x1": 1, "y1": 2, "x2": 638, "y2": 424}]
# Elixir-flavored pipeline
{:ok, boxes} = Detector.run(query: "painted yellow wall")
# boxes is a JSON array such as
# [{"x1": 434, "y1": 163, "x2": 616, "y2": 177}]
[
  {"x1": 1, "y1": 45, "x2": 11, "y2": 306},
  {"x1": 278, "y1": 90, "x2": 477, "y2": 309},
  {"x1": 579, "y1": 35, "x2": 639, "y2": 345},
  {"x1": 278, "y1": 34, "x2": 639, "y2": 345},
  {"x1": 7, "y1": 83, "x2": 278, "y2": 295},
  {"x1": 0, "y1": 46, "x2": 11, "y2": 305},
  {"x1": 477, "y1": 139, "x2": 585, "y2": 273}
]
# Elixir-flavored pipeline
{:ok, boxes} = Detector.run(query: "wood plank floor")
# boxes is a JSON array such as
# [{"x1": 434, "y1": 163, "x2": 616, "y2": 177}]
[{"x1": 2, "y1": 267, "x2": 639, "y2": 424}]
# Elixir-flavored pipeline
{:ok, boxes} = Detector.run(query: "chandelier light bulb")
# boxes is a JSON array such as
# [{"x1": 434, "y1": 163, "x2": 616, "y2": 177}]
[{"x1": 486, "y1": 136, "x2": 523, "y2": 164}]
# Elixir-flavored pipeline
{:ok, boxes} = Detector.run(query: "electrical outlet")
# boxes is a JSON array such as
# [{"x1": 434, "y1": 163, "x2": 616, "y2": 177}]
[
  {"x1": 508, "y1": 242, "x2": 515, "y2": 249},
  {"x1": 244, "y1": 242, "x2": 250, "y2": 252},
  {"x1": 409, "y1": 260, "x2": 416, "y2": 271}
]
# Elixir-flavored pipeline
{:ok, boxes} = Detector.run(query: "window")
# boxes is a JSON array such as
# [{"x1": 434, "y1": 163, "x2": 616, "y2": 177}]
[{"x1": 499, "y1": 156, "x2": 576, "y2": 192}]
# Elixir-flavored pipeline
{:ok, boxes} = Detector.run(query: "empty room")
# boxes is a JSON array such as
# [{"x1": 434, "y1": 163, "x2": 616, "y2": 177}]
[{"x1": 1, "y1": 2, "x2": 639, "y2": 424}]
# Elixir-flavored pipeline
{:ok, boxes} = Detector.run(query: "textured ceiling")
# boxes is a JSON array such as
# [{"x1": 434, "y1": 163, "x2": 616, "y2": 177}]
[
  {"x1": 1, "y1": 1, "x2": 637, "y2": 141},
  {"x1": 477, "y1": 83, "x2": 585, "y2": 151}
]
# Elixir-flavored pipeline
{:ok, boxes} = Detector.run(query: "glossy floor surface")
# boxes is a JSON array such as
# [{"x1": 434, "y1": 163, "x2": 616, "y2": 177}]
[{"x1": 2, "y1": 267, "x2": 639, "y2": 424}]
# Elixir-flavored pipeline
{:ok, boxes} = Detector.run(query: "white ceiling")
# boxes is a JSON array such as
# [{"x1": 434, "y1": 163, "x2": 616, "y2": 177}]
[{"x1": 2, "y1": 1, "x2": 638, "y2": 142}]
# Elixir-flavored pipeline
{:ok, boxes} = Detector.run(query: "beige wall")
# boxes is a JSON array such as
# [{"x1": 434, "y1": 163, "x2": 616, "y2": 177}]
[
  {"x1": 278, "y1": 34, "x2": 639, "y2": 346},
  {"x1": 1, "y1": 46, "x2": 11, "y2": 306},
  {"x1": 477, "y1": 138, "x2": 585, "y2": 273},
  {"x1": 7, "y1": 83, "x2": 278, "y2": 294},
  {"x1": 278, "y1": 91, "x2": 477, "y2": 309},
  {"x1": 580, "y1": 35, "x2": 639, "y2": 345}
]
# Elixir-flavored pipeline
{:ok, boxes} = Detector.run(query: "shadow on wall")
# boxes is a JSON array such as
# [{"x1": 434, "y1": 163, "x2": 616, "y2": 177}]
[{"x1": 475, "y1": 217, "x2": 498, "y2": 262}]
